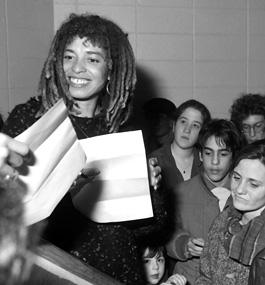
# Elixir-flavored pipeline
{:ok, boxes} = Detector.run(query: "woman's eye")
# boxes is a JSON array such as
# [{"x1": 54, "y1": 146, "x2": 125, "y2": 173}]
[
  {"x1": 64, "y1": 55, "x2": 73, "y2": 60},
  {"x1": 158, "y1": 257, "x2": 165, "y2": 263},
  {"x1": 232, "y1": 174, "x2": 240, "y2": 181},
  {"x1": 87, "y1": 57, "x2": 100, "y2": 63},
  {"x1": 179, "y1": 119, "x2": 186, "y2": 124},
  {"x1": 193, "y1": 124, "x2": 200, "y2": 129}
]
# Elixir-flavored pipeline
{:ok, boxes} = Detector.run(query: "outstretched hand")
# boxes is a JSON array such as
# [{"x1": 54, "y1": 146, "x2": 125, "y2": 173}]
[
  {"x1": 0, "y1": 133, "x2": 31, "y2": 183},
  {"x1": 148, "y1": 157, "x2": 162, "y2": 190}
]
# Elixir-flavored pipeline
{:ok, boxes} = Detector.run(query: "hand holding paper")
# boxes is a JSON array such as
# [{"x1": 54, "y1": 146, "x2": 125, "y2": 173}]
[
  {"x1": 72, "y1": 130, "x2": 153, "y2": 223},
  {"x1": 15, "y1": 100, "x2": 87, "y2": 225},
  {"x1": 15, "y1": 100, "x2": 153, "y2": 226},
  {"x1": 70, "y1": 167, "x2": 101, "y2": 197}
]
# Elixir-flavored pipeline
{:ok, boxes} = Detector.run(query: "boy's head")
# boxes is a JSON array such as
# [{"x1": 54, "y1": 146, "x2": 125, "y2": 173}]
[
  {"x1": 141, "y1": 245, "x2": 166, "y2": 285},
  {"x1": 197, "y1": 119, "x2": 242, "y2": 187}
]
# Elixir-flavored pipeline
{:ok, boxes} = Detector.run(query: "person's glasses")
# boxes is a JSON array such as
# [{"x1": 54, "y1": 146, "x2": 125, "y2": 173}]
[{"x1": 241, "y1": 121, "x2": 265, "y2": 133}]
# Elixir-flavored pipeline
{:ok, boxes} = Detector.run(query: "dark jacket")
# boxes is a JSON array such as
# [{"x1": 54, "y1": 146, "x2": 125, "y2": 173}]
[
  {"x1": 166, "y1": 173, "x2": 231, "y2": 285},
  {"x1": 248, "y1": 248, "x2": 265, "y2": 285},
  {"x1": 149, "y1": 142, "x2": 202, "y2": 196}
]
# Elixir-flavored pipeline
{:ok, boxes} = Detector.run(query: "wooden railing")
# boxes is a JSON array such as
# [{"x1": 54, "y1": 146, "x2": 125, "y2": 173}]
[{"x1": 26, "y1": 240, "x2": 123, "y2": 285}]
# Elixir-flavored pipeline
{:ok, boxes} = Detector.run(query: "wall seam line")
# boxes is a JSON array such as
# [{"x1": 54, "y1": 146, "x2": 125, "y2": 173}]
[{"x1": 4, "y1": 0, "x2": 10, "y2": 114}]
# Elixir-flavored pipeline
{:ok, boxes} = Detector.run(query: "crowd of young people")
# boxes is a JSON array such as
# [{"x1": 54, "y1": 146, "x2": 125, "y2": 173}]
[{"x1": 1, "y1": 10, "x2": 265, "y2": 285}]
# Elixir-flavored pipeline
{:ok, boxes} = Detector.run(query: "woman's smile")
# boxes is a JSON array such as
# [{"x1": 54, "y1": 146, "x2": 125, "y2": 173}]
[
  {"x1": 68, "y1": 76, "x2": 90, "y2": 87},
  {"x1": 63, "y1": 36, "x2": 109, "y2": 101}
]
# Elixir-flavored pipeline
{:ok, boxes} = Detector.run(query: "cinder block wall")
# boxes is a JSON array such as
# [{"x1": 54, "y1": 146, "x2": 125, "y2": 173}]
[
  {"x1": 0, "y1": 0, "x2": 54, "y2": 120},
  {"x1": 53, "y1": 0, "x2": 265, "y2": 126},
  {"x1": 2, "y1": 1, "x2": 265, "y2": 125}
]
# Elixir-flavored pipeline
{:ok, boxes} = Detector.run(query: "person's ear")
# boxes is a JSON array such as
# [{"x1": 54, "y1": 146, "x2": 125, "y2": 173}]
[
  {"x1": 172, "y1": 121, "x2": 176, "y2": 132},
  {"x1": 199, "y1": 151, "x2": 203, "y2": 162}
]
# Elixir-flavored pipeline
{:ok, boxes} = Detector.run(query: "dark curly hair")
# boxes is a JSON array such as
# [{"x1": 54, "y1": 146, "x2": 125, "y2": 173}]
[
  {"x1": 197, "y1": 119, "x2": 242, "y2": 157},
  {"x1": 37, "y1": 13, "x2": 136, "y2": 132},
  {"x1": 229, "y1": 93, "x2": 265, "y2": 128}
]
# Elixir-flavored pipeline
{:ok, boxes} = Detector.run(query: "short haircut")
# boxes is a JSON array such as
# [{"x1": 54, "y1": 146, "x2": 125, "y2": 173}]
[
  {"x1": 197, "y1": 119, "x2": 242, "y2": 157},
  {"x1": 230, "y1": 138, "x2": 265, "y2": 172}
]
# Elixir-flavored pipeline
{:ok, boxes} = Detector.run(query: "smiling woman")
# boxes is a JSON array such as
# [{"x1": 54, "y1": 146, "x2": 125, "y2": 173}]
[
  {"x1": 63, "y1": 37, "x2": 109, "y2": 110},
  {"x1": 195, "y1": 139, "x2": 265, "y2": 285},
  {"x1": 2, "y1": 13, "x2": 164, "y2": 285}
]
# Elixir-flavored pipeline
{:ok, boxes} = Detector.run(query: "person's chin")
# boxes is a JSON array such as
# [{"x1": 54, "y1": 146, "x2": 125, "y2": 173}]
[
  {"x1": 178, "y1": 140, "x2": 193, "y2": 149},
  {"x1": 233, "y1": 201, "x2": 248, "y2": 212},
  {"x1": 232, "y1": 195, "x2": 248, "y2": 208},
  {"x1": 69, "y1": 89, "x2": 87, "y2": 99},
  {"x1": 148, "y1": 274, "x2": 160, "y2": 284},
  {"x1": 247, "y1": 137, "x2": 262, "y2": 144},
  {"x1": 207, "y1": 174, "x2": 224, "y2": 184}
]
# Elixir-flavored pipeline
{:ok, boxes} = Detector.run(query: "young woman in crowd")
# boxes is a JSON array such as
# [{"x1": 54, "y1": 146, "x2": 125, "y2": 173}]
[
  {"x1": 3, "y1": 13, "x2": 163, "y2": 285},
  {"x1": 148, "y1": 99, "x2": 211, "y2": 274},
  {"x1": 149, "y1": 99, "x2": 211, "y2": 195},
  {"x1": 195, "y1": 139, "x2": 265, "y2": 285}
]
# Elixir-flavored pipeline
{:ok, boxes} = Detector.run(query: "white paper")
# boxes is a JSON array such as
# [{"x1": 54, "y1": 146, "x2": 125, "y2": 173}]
[
  {"x1": 15, "y1": 100, "x2": 86, "y2": 225},
  {"x1": 73, "y1": 131, "x2": 153, "y2": 222},
  {"x1": 14, "y1": 100, "x2": 153, "y2": 225}
]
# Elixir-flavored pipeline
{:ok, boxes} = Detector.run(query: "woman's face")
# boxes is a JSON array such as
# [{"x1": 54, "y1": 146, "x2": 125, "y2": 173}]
[
  {"x1": 173, "y1": 107, "x2": 203, "y2": 149},
  {"x1": 241, "y1": 115, "x2": 265, "y2": 144},
  {"x1": 231, "y1": 158, "x2": 265, "y2": 221},
  {"x1": 63, "y1": 36, "x2": 109, "y2": 101},
  {"x1": 142, "y1": 248, "x2": 165, "y2": 285}
]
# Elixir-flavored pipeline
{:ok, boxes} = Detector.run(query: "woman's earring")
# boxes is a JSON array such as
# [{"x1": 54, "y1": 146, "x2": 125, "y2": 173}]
[{"x1": 106, "y1": 81, "x2": 111, "y2": 96}]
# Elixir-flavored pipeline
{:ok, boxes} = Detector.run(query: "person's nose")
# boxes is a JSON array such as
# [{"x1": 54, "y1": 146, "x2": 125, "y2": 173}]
[
  {"x1": 152, "y1": 260, "x2": 159, "y2": 270},
  {"x1": 211, "y1": 153, "x2": 220, "y2": 165},
  {"x1": 234, "y1": 181, "x2": 247, "y2": 195},
  {"x1": 184, "y1": 124, "x2": 191, "y2": 134},
  {"x1": 72, "y1": 58, "x2": 86, "y2": 73},
  {"x1": 249, "y1": 126, "x2": 256, "y2": 137}
]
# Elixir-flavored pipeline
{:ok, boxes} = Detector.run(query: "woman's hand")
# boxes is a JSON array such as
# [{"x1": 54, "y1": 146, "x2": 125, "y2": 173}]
[
  {"x1": 0, "y1": 133, "x2": 31, "y2": 182},
  {"x1": 186, "y1": 237, "x2": 205, "y2": 257},
  {"x1": 75, "y1": 167, "x2": 100, "y2": 185},
  {"x1": 148, "y1": 157, "x2": 162, "y2": 190},
  {"x1": 161, "y1": 273, "x2": 187, "y2": 285},
  {"x1": 70, "y1": 167, "x2": 101, "y2": 197}
]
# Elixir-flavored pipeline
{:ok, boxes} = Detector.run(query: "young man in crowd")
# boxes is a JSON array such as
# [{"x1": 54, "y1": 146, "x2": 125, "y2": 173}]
[{"x1": 166, "y1": 119, "x2": 242, "y2": 285}]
